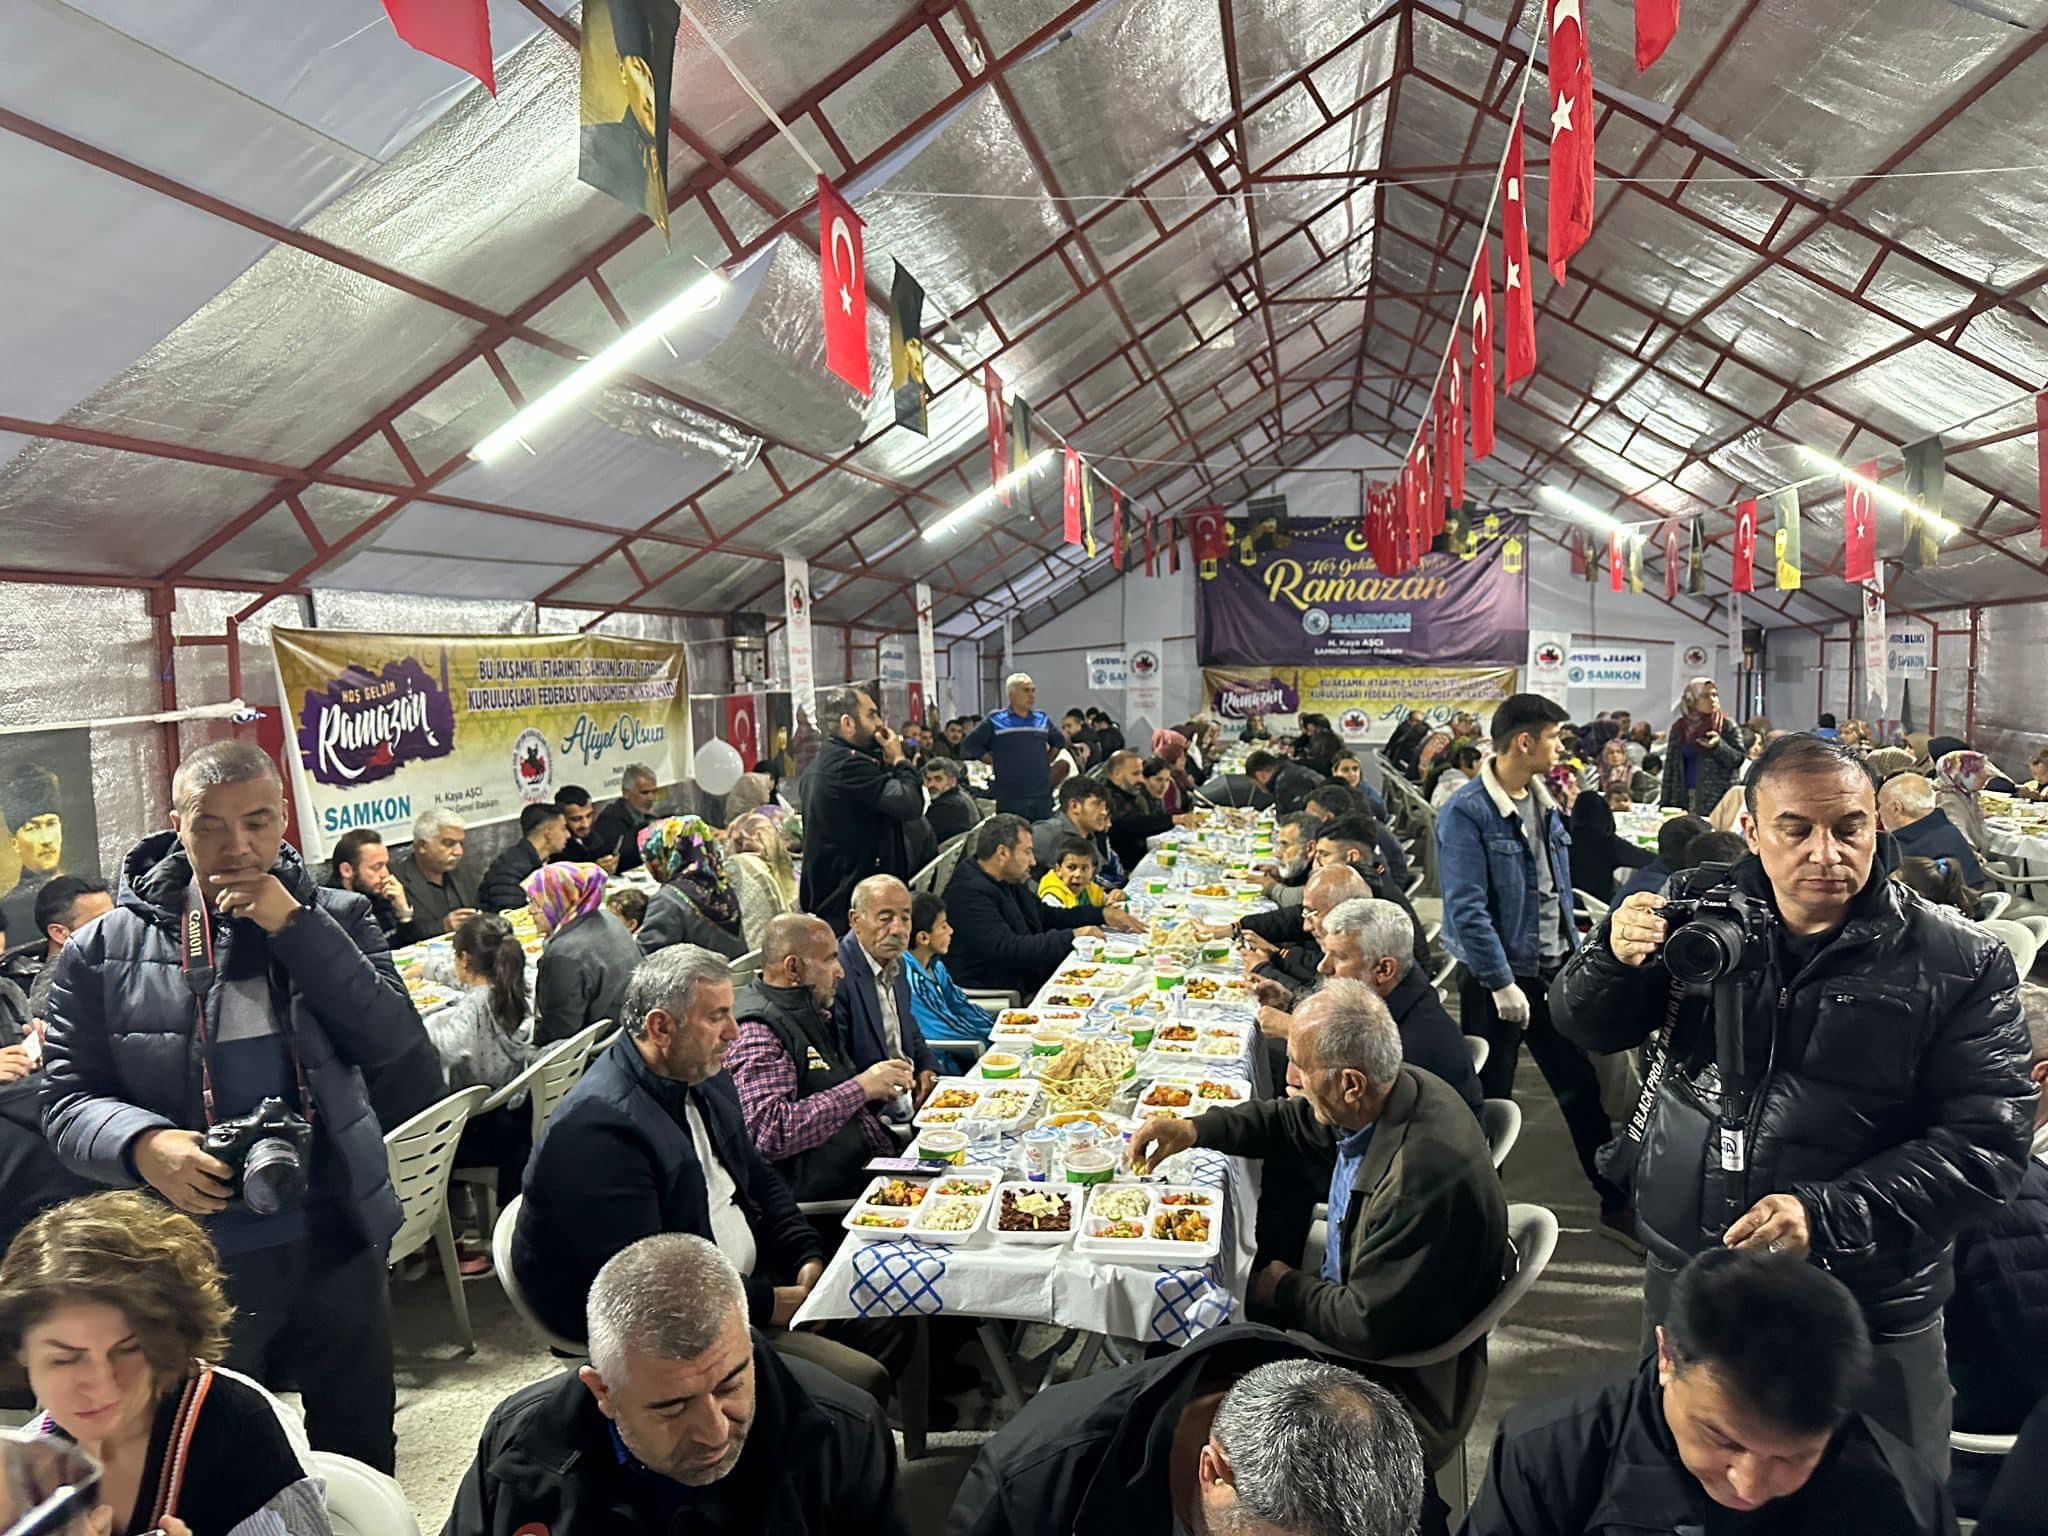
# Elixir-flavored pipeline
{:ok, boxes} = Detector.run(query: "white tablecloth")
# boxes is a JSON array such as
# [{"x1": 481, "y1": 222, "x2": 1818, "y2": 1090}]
[
  {"x1": 1984, "y1": 818, "x2": 2048, "y2": 868},
  {"x1": 793, "y1": 833, "x2": 1276, "y2": 1343}
]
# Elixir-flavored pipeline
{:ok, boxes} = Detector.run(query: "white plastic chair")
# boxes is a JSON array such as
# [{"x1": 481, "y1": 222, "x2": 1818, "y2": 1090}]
[
  {"x1": 2020, "y1": 914, "x2": 2048, "y2": 956},
  {"x1": 310, "y1": 1450, "x2": 422, "y2": 1536},
  {"x1": 929, "y1": 1036, "x2": 986, "y2": 1064},
  {"x1": 491, "y1": 1194, "x2": 588, "y2": 1358},
  {"x1": 1465, "y1": 1034, "x2": 1490, "y2": 1075},
  {"x1": 1980, "y1": 890, "x2": 2014, "y2": 922},
  {"x1": 1480, "y1": 1098, "x2": 1522, "y2": 1170},
  {"x1": 1984, "y1": 918, "x2": 2039, "y2": 979},
  {"x1": 452, "y1": 1020, "x2": 609, "y2": 1237},
  {"x1": 384, "y1": 1085, "x2": 489, "y2": 1352},
  {"x1": 730, "y1": 948, "x2": 765, "y2": 985},
  {"x1": 1573, "y1": 888, "x2": 1610, "y2": 925},
  {"x1": 910, "y1": 833, "x2": 969, "y2": 894},
  {"x1": 1298, "y1": 1204, "x2": 1559, "y2": 1517}
]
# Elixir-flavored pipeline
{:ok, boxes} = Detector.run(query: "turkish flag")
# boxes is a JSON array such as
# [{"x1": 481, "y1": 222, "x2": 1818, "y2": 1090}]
[
  {"x1": 1190, "y1": 507, "x2": 1230, "y2": 564},
  {"x1": 1110, "y1": 487, "x2": 1125, "y2": 571},
  {"x1": 1636, "y1": 0, "x2": 1679, "y2": 71},
  {"x1": 1608, "y1": 529, "x2": 1625, "y2": 592},
  {"x1": 906, "y1": 681, "x2": 925, "y2": 728},
  {"x1": 1469, "y1": 254, "x2": 1496, "y2": 459},
  {"x1": 1447, "y1": 361, "x2": 1467, "y2": 508},
  {"x1": 1546, "y1": 0, "x2": 1595, "y2": 284},
  {"x1": 1843, "y1": 464, "x2": 1878, "y2": 583},
  {"x1": 1732, "y1": 498, "x2": 1757, "y2": 592},
  {"x1": 382, "y1": 0, "x2": 495, "y2": 93},
  {"x1": 1662, "y1": 520, "x2": 1681, "y2": 600},
  {"x1": 722, "y1": 693, "x2": 760, "y2": 762},
  {"x1": 984, "y1": 367, "x2": 1007, "y2": 500},
  {"x1": 1062, "y1": 446, "x2": 1084, "y2": 546},
  {"x1": 1502, "y1": 120, "x2": 1537, "y2": 384},
  {"x1": 817, "y1": 178, "x2": 869, "y2": 393}
]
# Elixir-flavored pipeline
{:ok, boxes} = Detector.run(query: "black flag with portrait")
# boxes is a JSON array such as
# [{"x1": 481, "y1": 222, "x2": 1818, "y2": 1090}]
[
  {"x1": 1010, "y1": 395, "x2": 1039, "y2": 524},
  {"x1": 579, "y1": 0, "x2": 680, "y2": 240},
  {"x1": 888, "y1": 262, "x2": 929, "y2": 435}
]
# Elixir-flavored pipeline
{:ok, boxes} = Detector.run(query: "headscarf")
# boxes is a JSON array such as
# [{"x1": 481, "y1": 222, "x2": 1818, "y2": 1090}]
[
  {"x1": 522, "y1": 862, "x2": 608, "y2": 936},
  {"x1": 727, "y1": 811, "x2": 799, "y2": 910},
  {"x1": 1936, "y1": 750, "x2": 1988, "y2": 802},
  {"x1": 1543, "y1": 765, "x2": 1580, "y2": 809},
  {"x1": 1670, "y1": 677, "x2": 1726, "y2": 748},
  {"x1": 639, "y1": 815, "x2": 742, "y2": 933},
  {"x1": 1597, "y1": 739, "x2": 1634, "y2": 794},
  {"x1": 1151, "y1": 728, "x2": 1188, "y2": 764}
]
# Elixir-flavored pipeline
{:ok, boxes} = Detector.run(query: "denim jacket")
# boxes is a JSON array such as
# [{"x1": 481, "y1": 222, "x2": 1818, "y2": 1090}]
[{"x1": 1435, "y1": 765, "x2": 1578, "y2": 990}]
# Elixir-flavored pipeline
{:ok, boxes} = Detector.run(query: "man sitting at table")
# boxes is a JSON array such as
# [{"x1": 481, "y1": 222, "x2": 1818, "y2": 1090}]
[
  {"x1": 943, "y1": 816, "x2": 1140, "y2": 997},
  {"x1": 479, "y1": 801, "x2": 569, "y2": 912},
  {"x1": 1100, "y1": 749, "x2": 1190, "y2": 873},
  {"x1": 727, "y1": 914, "x2": 908, "y2": 1202},
  {"x1": 1255, "y1": 898, "x2": 1481, "y2": 1118},
  {"x1": 509, "y1": 945, "x2": 885, "y2": 1397},
  {"x1": 921, "y1": 758, "x2": 980, "y2": 847},
  {"x1": 1879, "y1": 771, "x2": 1988, "y2": 887},
  {"x1": 1247, "y1": 748, "x2": 1324, "y2": 817},
  {"x1": 833, "y1": 875, "x2": 938, "y2": 1107},
  {"x1": 1256, "y1": 812, "x2": 1320, "y2": 912},
  {"x1": 1132, "y1": 979, "x2": 1509, "y2": 1498},
  {"x1": 1311, "y1": 816, "x2": 1430, "y2": 969},
  {"x1": 1241, "y1": 864, "x2": 1370, "y2": 995},
  {"x1": 1030, "y1": 777, "x2": 1127, "y2": 889},
  {"x1": 945, "y1": 1324, "x2": 1424, "y2": 1536},
  {"x1": 1305, "y1": 784, "x2": 1410, "y2": 891}
]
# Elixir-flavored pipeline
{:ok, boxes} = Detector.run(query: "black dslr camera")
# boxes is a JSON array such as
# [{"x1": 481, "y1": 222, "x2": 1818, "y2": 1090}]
[
  {"x1": 202, "y1": 1097, "x2": 313, "y2": 1216},
  {"x1": 1657, "y1": 864, "x2": 1775, "y2": 985}
]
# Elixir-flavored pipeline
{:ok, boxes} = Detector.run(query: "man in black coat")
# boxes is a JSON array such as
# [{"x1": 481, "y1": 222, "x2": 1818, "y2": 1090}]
[
  {"x1": 451, "y1": 1235, "x2": 906, "y2": 1536},
  {"x1": 589, "y1": 762, "x2": 659, "y2": 875},
  {"x1": 1552, "y1": 733, "x2": 2034, "y2": 1476},
  {"x1": 511, "y1": 944, "x2": 880, "y2": 1397},
  {"x1": 478, "y1": 801, "x2": 569, "y2": 912},
  {"x1": 941, "y1": 816, "x2": 1139, "y2": 996},
  {"x1": 1465, "y1": 1249, "x2": 1952, "y2": 1535},
  {"x1": 1098, "y1": 749, "x2": 1185, "y2": 873},
  {"x1": 797, "y1": 686, "x2": 924, "y2": 933},
  {"x1": 43, "y1": 739, "x2": 443, "y2": 1472},
  {"x1": 1322, "y1": 897, "x2": 1482, "y2": 1115},
  {"x1": 323, "y1": 828, "x2": 414, "y2": 944},
  {"x1": 921, "y1": 757, "x2": 980, "y2": 847},
  {"x1": 945, "y1": 1322, "x2": 1423, "y2": 1536},
  {"x1": 1246, "y1": 748, "x2": 1322, "y2": 817}
]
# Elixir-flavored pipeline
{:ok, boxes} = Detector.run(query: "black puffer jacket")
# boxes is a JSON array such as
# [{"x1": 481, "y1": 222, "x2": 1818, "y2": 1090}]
[
  {"x1": 1550, "y1": 851, "x2": 2033, "y2": 1334},
  {"x1": 42, "y1": 833, "x2": 444, "y2": 1253}
]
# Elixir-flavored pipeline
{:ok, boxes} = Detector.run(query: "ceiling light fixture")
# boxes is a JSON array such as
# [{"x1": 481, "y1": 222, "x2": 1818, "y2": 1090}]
[
  {"x1": 1539, "y1": 485, "x2": 1626, "y2": 535},
  {"x1": 470, "y1": 269, "x2": 729, "y2": 464},
  {"x1": 1797, "y1": 448, "x2": 1959, "y2": 541},
  {"x1": 921, "y1": 451, "x2": 1056, "y2": 541}
]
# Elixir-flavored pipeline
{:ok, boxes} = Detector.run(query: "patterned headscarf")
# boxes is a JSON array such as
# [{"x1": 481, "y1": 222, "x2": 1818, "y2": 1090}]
[
  {"x1": 522, "y1": 862, "x2": 608, "y2": 936},
  {"x1": 1151, "y1": 728, "x2": 1188, "y2": 763},
  {"x1": 1936, "y1": 750, "x2": 1989, "y2": 802},
  {"x1": 639, "y1": 815, "x2": 742, "y2": 932}
]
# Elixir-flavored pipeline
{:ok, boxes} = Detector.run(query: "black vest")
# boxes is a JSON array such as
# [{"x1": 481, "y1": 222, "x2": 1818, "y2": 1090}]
[{"x1": 733, "y1": 980, "x2": 873, "y2": 1201}]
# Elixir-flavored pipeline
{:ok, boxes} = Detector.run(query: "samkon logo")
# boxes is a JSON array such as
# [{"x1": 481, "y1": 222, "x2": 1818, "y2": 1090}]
[
  {"x1": 1535, "y1": 640, "x2": 1565, "y2": 667},
  {"x1": 295, "y1": 654, "x2": 455, "y2": 789}
]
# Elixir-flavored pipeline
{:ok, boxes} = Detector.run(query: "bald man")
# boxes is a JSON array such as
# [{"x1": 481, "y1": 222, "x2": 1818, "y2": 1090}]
[
  {"x1": 1880, "y1": 773, "x2": 1987, "y2": 887},
  {"x1": 1241, "y1": 865, "x2": 1372, "y2": 994},
  {"x1": 834, "y1": 875, "x2": 938, "y2": 1114}
]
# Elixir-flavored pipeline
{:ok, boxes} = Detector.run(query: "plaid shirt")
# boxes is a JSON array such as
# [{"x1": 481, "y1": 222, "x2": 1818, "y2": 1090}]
[{"x1": 727, "y1": 1020, "x2": 894, "y2": 1161}]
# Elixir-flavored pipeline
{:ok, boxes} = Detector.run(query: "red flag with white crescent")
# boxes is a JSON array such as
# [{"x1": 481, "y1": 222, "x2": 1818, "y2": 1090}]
[
  {"x1": 816, "y1": 177, "x2": 870, "y2": 392},
  {"x1": 1608, "y1": 529, "x2": 1625, "y2": 592},
  {"x1": 1062, "y1": 446, "x2": 1084, "y2": 546},
  {"x1": 722, "y1": 693, "x2": 760, "y2": 761},
  {"x1": 1546, "y1": 0, "x2": 1595, "y2": 284},
  {"x1": 1636, "y1": 0, "x2": 1679, "y2": 71},
  {"x1": 1843, "y1": 464, "x2": 1878, "y2": 583},
  {"x1": 1663, "y1": 520, "x2": 1682, "y2": 601},
  {"x1": 1447, "y1": 362, "x2": 1467, "y2": 508},
  {"x1": 1732, "y1": 498, "x2": 1757, "y2": 592},
  {"x1": 1469, "y1": 252, "x2": 1496, "y2": 459},
  {"x1": 1501, "y1": 120, "x2": 1537, "y2": 385},
  {"x1": 984, "y1": 367, "x2": 1007, "y2": 501}
]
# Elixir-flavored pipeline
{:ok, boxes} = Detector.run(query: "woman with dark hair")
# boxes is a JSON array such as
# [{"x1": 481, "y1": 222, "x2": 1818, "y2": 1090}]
[
  {"x1": 523, "y1": 863, "x2": 641, "y2": 1047},
  {"x1": 635, "y1": 816, "x2": 748, "y2": 958},
  {"x1": 1569, "y1": 785, "x2": 1656, "y2": 905},
  {"x1": 1425, "y1": 743, "x2": 1483, "y2": 809},
  {"x1": 1, "y1": 1191, "x2": 330, "y2": 1536},
  {"x1": 1894, "y1": 853, "x2": 1981, "y2": 920},
  {"x1": 1660, "y1": 676, "x2": 1746, "y2": 813}
]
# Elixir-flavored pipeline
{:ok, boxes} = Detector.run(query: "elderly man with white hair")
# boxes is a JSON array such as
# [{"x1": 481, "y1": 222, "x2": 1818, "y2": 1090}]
[
  {"x1": 1317, "y1": 897, "x2": 1483, "y2": 1115},
  {"x1": 1879, "y1": 770, "x2": 1987, "y2": 886},
  {"x1": 448, "y1": 1233, "x2": 906, "y2": 1536},
  {"x1": 1132, "y1": 978, "x2": 1508, "y2": 1490},
  {"x1": 959, "y1": 672, "x2": 1066, "y2": 820},
  {"x1": 393, "y1": 805, "x2": 477, "y2": 942}
]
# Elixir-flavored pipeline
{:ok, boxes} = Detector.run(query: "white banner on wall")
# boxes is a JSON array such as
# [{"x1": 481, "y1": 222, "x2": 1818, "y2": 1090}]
[
  {"x1": 1086, "y1": 650, "x2": 1130, "y2": 691},
  {"x1": 1001, "y1": 614, "x2": 1014, "y2": 677},
  {"x1": 1861, "y1": 576, "x2": 1889, "y2": 716},
  {"x1": 915, "y1": 582, "x2": 937, "y2": 703},
  {"x1": 1672, "y1": 642, "x2": 1711, "y2": 711},
  {"x1": 783, "y1": 555, "x2": 815, "y2": 726},
  {"x1": 1564, "y1": 643, "x2": 1648, "y2": 690},
  {"x1": 1127, "y1": 643, "x2": 1164, "y2": 729},
  {"x1": 878, "y1": 635, "x2": 907, "y2": 684},
  {"x1": 1527, "y1": 630, "x2": 1569, "y2": 706},
  {"x1": 1886, "y1": 621, "x2": 1930, "y2": 677}
]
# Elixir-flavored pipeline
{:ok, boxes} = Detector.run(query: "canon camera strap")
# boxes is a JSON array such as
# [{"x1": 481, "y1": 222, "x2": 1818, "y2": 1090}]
[{"x1": 180, "y1": 882, "x2": 314, "y2": 1130}]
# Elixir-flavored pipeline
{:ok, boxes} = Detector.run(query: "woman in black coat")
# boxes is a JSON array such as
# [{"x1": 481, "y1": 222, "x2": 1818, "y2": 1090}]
[{"x1": 1563, "y1": 777, "x2": 1653, "y2": 905}]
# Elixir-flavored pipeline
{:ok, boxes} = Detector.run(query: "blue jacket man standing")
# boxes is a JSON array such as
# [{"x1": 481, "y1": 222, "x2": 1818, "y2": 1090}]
[
  {"x1": 959, "y1": 673, "x2": 1066, "y2": 821},
  {"x1": 1436, "y1": 692, "x2": 1632, "y2": 1244},
  {"x1": 833, "y1": 875, "x2": 938, "y2": 1110}
]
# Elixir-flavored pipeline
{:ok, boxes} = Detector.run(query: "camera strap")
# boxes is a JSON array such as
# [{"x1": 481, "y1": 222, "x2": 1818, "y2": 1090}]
[
  {"x1": 181, "y1": 883, "x2": 314, "y2": 1131},
  {"x1": 1618, "y1": 982, "x2": 1687, "y2": 1154}
]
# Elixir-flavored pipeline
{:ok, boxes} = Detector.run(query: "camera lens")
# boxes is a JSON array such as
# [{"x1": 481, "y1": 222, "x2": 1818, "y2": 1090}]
[
  {"x1": 1665, "y1": 915, "x2": 1745, "y2": 985},
  {"x1": 240, "y1": 1136, "x2": 307, "y2": 1217}
]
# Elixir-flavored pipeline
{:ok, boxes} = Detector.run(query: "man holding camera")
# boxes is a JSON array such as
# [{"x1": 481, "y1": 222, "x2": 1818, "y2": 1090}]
[
  {"x1": 42, "y1": 740, "x2": 443, "y2": 1472},
  {"x1": 1551, "y1": 733, "x2": 2035, "y2": 1475}
]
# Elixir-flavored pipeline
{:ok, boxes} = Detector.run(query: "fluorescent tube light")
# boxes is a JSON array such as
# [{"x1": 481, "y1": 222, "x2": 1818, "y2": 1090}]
[
  {"x1": 1539, "y1": 485, "x2": 1625, "y2": 535},
  {"x1": 1798, "y1": 448, "x2": 1958, "y2": 541},
  {"x1": 922, "y1": 451, "x2": 1056, "y2": 541},
  {"x1": 470, "y1": 269, "x2": 729, "y2": 464}
]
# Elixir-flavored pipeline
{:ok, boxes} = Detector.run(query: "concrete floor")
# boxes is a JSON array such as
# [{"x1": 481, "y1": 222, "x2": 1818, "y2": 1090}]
[{"x1": 383, "y1": 1037, "x2": 1648, "y2": 1532}]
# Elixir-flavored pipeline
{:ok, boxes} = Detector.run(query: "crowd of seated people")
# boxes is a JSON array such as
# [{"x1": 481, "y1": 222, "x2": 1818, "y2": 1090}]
[{"x1": 5, "y1": 691, "x2": 2043, "y2": 1536}]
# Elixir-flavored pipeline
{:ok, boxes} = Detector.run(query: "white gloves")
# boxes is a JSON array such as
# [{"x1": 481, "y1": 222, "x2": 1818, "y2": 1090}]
[{"x1": 1491, "y1": 982, "x2": 1531, "y2": 1027}]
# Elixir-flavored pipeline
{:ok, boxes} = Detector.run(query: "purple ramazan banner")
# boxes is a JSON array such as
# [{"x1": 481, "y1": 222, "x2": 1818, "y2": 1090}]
[{"x1": 1196, "y1": 512, "x2": 1529, "y2": 666}]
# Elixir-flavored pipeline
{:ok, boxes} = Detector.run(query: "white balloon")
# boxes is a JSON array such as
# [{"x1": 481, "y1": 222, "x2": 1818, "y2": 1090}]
[{"x1": 693, "y1": 738, "x2": 746, "y2": 797}]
